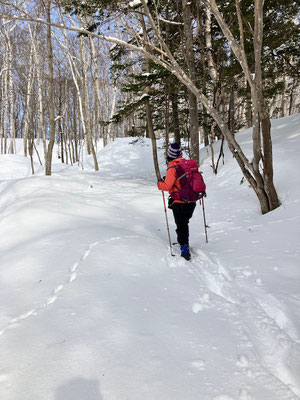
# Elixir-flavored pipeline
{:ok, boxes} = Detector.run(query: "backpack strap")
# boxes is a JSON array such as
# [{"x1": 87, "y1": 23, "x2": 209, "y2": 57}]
[
  {"x1": 177, "y1": 172, "x2": 187, "y2": 180},
  {"x1": 167, "y1": 165, "x2": 181, "y2": 191}
]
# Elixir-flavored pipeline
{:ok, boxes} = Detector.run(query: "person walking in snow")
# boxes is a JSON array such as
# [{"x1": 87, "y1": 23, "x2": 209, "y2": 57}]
[{"x1": 157, "y1": 143, "x2": 202, "y2": 260}]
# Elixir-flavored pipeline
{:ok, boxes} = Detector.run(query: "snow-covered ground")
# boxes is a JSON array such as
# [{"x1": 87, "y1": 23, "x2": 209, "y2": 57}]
[{"x1": 0, "y1": 114, "x2": 299, "y2": 400}]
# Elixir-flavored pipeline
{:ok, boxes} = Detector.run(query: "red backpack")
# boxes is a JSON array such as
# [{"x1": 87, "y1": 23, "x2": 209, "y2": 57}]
[{"x1": 171, "y1": 160, "x2": 206, "y2": 202}]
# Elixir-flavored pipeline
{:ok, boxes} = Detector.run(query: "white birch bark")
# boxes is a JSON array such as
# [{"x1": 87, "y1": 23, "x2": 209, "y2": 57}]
[
  {"x1": 79, "y1": 35, "x2": 99, "y2": 170},
  {"x1": 1, "y1": 46, "x2": 9, "y2": 154},
  {"x1": 205, "y1": 4, "x2": 218, "y2": 83},
  {"x1": 89, "y1": 36, "x2": 103, "y2": 146},
  {"x1": 106, "y1": 85, "x2": 117, "y2": 146},
  {"x1": 5, "y1": 23, "x2": 16, "y2": 154}
]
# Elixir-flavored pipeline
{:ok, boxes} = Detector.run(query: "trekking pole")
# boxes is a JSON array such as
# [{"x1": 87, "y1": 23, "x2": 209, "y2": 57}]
[
  {"x1": 161, "y1": 191, "x2": 174, "y2": 256},
  {"x1": 201, "y1": 197, "x2": 209, "y2": 243}
]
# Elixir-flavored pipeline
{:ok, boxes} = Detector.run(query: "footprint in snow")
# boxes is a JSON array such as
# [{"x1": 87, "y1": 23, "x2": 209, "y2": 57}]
[
  {"x1": 191, "y1": 359, "x2": 206, "y2": 371},
  {"x1": 187, "y1": 359, "x2": 206, "y2": 375},
  {"x1": 192, "y1": 303, "x2": 203, "y2": 313},
  {"x1": 236, "y1": 354, "x2": 249, "y2": 369},
  {"x1": 69, "y1": 272, "x2": 77, "y2": 283},
  {"x1": 192, "y1": 294, "x2": 211, "y2": 313},
  {"x1": 54, "y1": 284, "x2": 64, "y2": 294}
]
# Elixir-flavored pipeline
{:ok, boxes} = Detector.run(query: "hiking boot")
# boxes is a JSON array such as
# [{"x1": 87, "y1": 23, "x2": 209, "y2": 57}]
[{"x1": 180, "y1": 244, "x2": 191, "y2": 261}]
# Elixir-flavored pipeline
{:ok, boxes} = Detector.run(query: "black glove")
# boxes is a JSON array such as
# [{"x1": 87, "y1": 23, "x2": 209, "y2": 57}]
[
  {"x1": 158, "y1": 176, "x2": 165, "y2": 183},
  {"x1": 199, "y1": 191, "x2": 207, "y2": 199}
]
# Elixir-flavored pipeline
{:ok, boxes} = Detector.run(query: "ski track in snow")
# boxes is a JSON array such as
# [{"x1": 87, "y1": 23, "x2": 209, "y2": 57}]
[
  {"x1": 0, "y1": 235, "x2": 141, "y2": 338},
  {"x1": 177, "y1": 249, "x2": 300, "y2": 399}
]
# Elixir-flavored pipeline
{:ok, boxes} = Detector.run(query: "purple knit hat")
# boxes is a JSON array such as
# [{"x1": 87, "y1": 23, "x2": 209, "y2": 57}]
[{"x1": 167, "y1": 143, "x2": 182, "y2": 160}]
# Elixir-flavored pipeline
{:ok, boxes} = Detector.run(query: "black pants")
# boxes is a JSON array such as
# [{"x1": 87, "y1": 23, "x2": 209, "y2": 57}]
[{"x1": 172, "y1": 202, "x2": 196, "y2": 246}]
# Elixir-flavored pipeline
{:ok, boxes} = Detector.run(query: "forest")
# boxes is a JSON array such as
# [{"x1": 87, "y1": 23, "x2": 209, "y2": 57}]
[{"x1": 0, "y1": 0, "x2": 299, "y2": 213}]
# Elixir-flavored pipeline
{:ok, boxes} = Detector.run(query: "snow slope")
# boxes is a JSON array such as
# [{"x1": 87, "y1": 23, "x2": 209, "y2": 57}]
[{"x1": 0, "y1": 114, "x2": 299, "y2": 400}]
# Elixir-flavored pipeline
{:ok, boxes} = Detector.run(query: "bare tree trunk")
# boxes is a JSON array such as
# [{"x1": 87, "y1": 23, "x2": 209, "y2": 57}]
[
  {"x1": 228, "y1": 83, "x2": 235, "y2": 135},
  {"x1": 140, "y1": 12, "x2": 161, "y2": 180},
  {"x1": 288, "y1": 83, "x2": 297, "y2": 115},
  {"x1": 89, "y1": 36, "x2": 105, "y2": 146},
  {"x1": 58, "y1": 79, "x2": 64, "y2": 163},
  {"x1": 106, "y1": 85, "x2": 117, "y2": 146},
  {"x1": 170, "y1": 89, "x2": 181, "y2": 144},
  {"x1": 28, "y1": 116, "x2": 35, "y2": 175},
  {"x1": 254, "y1": 0, "x2": 280, "y2": 211},
  {"x1": 79, "y1": 36, "x2": 90, "y2": 155},
  {"x1": 79, "y1": 35, "x2": 99, "y2": 170},
  {"x1": 6, "y1": 27, "x2": 16, "y2": 154},
  {"x1": 205, "y1": 2, "x2": 223, "y2": 171},
  {"x1": 182, "y1": 0, "x2": 199, "y2": 163},
  {"x1": 205, "y1": 3, "x2": 218, "y2": 83},
  {"x1": 0, "y1": 70, "x2": 5, "y2": 154},
  {"x1": 245, "y1": 81, "x2": 252, "y2": 128},
  {"x1": 45, "y1": 1, "x2": 56, "y2": 176},
  {"x1": 165, "y1": 90, "x2": 170, "y2": 159},
  {"x1": 72, "y1": 89, "x2": 78, "y2": 162},
  {"x1": 281, "y1": 69, "x2": 288, "y2": 117},
  {"x1": 2, "y1": 48, "x2": 9, "y2": 154},
  {"x1": 202, "y1": 110, "x2": 210, "y2": 147},
  {"x1": 23, "y1": 45, "x2": 34, "y2": 157}
]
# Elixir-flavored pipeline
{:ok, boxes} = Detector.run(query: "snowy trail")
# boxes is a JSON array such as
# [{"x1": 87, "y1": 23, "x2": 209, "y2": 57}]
[
  {"x1": 184, "y1": 249, "x2": 300, "y2": 399},
  {"x1": 166, "y1": 242, "x2": 300, "y2": 399}
]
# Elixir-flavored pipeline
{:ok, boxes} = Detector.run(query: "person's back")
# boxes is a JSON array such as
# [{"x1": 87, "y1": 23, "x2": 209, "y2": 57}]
[{"x1": 158, "y1": 143, "x2": 205, "y2": 260}]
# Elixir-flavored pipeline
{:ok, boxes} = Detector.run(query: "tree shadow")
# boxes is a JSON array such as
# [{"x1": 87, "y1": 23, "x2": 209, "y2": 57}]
[{"x1": 55, "y1": 377, "x2": 103, "y2": 400}]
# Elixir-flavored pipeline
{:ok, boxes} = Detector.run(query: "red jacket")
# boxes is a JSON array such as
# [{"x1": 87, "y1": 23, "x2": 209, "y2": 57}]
[{"x1": 157, "y1": 157, "x2": 186, "y2": 204}]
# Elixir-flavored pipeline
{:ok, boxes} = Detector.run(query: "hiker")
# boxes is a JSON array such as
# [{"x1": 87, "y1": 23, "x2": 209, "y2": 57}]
[{"x1": 157, "y1": 143, "x2": 206, "y2": 260}]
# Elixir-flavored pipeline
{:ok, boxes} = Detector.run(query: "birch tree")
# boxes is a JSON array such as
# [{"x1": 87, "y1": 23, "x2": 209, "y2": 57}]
[
  {"x1": 1, "y1": 38, "x2": 9, "y2": 154},
  {"x1": 5, "y1": 20, "x2": 16, "y2": 154}
]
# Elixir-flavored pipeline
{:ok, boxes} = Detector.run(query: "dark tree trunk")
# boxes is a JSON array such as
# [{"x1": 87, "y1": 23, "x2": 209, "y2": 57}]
[
  {"x1": 170, "y1": 91, "x2": 181, "y2": 145},
  {"x1": 182, "y1": 0, "x2": 199, "y2": 163}
]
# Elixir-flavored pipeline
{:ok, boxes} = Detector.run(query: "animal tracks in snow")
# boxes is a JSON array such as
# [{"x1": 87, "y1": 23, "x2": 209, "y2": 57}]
[
  {"x1": 0, "y1": 235, "x2": 139, "y2": 339},
  {"x1": 0, "y1": 242, "x2": 98, "y2": 337}
]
